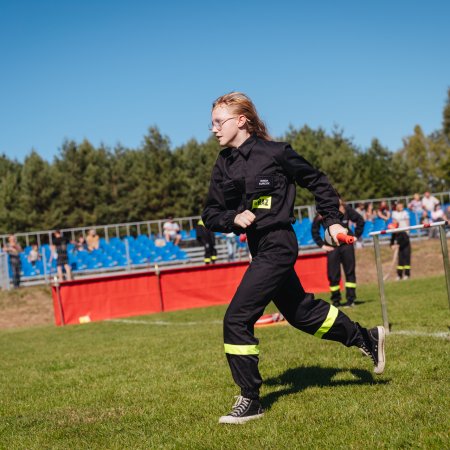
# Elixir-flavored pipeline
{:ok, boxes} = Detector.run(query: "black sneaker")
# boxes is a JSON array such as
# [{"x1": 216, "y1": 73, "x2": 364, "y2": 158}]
[
  {"x1": 332, "y1": 300, "x2": 341, "y2": 308},
  {"x1": 218, "y1": 396, "x2": 264, "y2": 424},
  {"x1": 359, "y1": 326, "x2": 386, "y2": 374},
  {"x1": 343, "y1": 300, "x2": 355, "y2": 308}
]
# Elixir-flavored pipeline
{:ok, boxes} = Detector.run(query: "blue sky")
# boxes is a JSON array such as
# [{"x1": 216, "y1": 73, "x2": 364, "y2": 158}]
[{"x1": 1, "y1": 0, "x2": 449, "y2": 161}]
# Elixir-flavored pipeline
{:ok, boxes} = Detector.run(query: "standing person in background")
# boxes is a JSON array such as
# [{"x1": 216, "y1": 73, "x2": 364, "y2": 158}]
[
  {"x1": 364, "y1": 202, "x2": 375, "y2": 222},
  {"x1": 390, "y1": 220, "x2": 412, "y2": 280},
  {"x1": 3, "y1": 234, "x2": 23, "y2": 288},
  {"x1": 27, "y1": 244, "x2": 41, "y2": 267},
  {"x1": 408, "y1": 193, "x2": 423, "y2": 222},
  {"x1": 51, "y1": 230, "x2": 72, "y2": 282},
  {"x1": 202, "y1": 91, "x2": 385, "y2": 424},
  {"x1": 312, "y1": 199, "x2": 365, "y2": 308},
  {"x1": 421, "y1": 191, "x2": 440, "y2": 214},
  {"x1": 196, "y1": 218, "x2": 217, "y2": 264},
  {"x1": 391, "y1": 202, "x2": 410, "y2": 229}
]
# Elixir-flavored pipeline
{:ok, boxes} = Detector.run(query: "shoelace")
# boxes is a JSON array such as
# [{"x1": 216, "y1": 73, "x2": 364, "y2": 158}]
[
  {"x1": 230, "y1": 396, "x2": 251, "y2": 416},
  {"x1": 360, "y1": 342, "x2": 377, "y2": 365}
]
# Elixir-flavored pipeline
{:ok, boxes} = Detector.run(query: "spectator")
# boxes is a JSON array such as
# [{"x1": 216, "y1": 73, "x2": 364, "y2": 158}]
[
  {"x1": 86, "y1": 229, "x2": 99, "y2": 251},
  {"x1": 3, "y1": 234, "x2": 23, "y2": 288},
  {"x1": 74, "y1": 235, "x2": 87, "y2": 253},
  {"x1": 50, "y1": 230, "x2": 72, "y2": 282},
  {"x1": 391, "y1": 202, "x2": 410, "y2": 229},
  {"x1": 163, "y1": 216, "x2": 181, "y2": 245},
  {"x1": 376, "y1": 200, "x2": 391, "y2": 222},
  {"x1": 27, "y1": 244, "x2": 41, "y2": 267},
  {"x1": 364, "y1": 202, "x2": 376, "y2": 222},
  {"x1": 355, "y1": 203, "x2": 365, "y2": 218},
  {"x1": 224, "y1": 232, "x2": 237, "y2": 261},
  {"x1": 430, "y1": 204, "x2": 447, "y2": 238},
  {"x1": 421, "y1": 191, "x2": 440, "y2": 214},
  {"x1": 408, "y1": 193, "x2": 423, "y2": 216}
]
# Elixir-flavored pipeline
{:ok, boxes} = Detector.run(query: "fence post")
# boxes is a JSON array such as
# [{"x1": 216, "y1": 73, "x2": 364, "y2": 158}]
[
  {"x1": 438, "y1": 224, "x2": 450, "y2": 310},
  {"x1": 373, "y1": 235, "x2": 390, "y2": 333},
  {"x1": 125, "y1": 239, "x2": 131, "y2": 271}
]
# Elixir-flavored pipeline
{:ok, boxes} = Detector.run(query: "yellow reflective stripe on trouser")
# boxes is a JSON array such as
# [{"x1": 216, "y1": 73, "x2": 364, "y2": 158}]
[
  {"x1": 314, "y1": 305, "x2": 339, "y2": 339},
  {"x1": 224, "y1": 344, "x2": 260, "y2": 355},
  {"x1": 345, "y1": 282, "x2": 356, "y2": 288},
  {"x1": 397, "y1": 266, "x2": 404, "y2": 269},
  {"x1": 404, "y1": 265, "x2": 411, "y2": 269},
  {"x1": 330, "y1": 285, "x2": 340, "y2": 292}
]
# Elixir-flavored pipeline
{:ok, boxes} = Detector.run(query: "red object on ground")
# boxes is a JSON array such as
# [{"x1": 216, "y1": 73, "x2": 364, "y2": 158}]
[{"x1": 52, "y1": 252, "x2": 332, "y2": 326}]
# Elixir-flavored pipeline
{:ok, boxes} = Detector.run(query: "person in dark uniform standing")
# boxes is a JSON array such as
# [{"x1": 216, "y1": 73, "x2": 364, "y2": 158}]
[
  {"x1": 389, "y1": 219, "x2": 411, "y2": 280},
  {"x1": 196, "y1": 218, "x2": 217, "y2": 264},
  {"x1": 312, "y1": 199, "x2": 365, "y2": 308},
  {"x1": 202, "y1": 92, "x2": 386, "y2": 424}
]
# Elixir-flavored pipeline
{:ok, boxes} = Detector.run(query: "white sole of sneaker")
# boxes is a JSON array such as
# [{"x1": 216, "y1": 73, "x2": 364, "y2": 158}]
[
  {"x1": 374, "y1": 325, "x2": 386, "y2": 375},
  {"x1": 218, "y1": 413, "x2": 264, "y2": 424}
]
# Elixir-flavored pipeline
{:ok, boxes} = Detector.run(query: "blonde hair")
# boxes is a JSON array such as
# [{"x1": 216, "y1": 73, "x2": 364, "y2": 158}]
[{"x1": 212, "y1": 92, "x2": 271, "y2": 140}]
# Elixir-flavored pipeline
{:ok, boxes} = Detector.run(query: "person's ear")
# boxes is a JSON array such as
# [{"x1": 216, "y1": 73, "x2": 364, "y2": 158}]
[{"x1": 236, "y1": 115, "x2": 247, "y2": 128}]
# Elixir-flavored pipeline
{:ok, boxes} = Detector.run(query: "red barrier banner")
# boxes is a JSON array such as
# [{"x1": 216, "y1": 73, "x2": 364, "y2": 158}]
[{"x1": 52, "y1": 252, "x2": 331, "y2": 326}]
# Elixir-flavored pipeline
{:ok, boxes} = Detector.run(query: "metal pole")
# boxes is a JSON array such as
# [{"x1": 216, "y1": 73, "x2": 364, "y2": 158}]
[
  {"x1": 438, "y1": 224, "x2": 450, "y2": 310},
  {"x1": 155, "y1": 264, "x2": 164, "y2": 312},
  {"x1": 54, "y1": 279, "x2": 65, "y2": 326},
  {"x1": 373, "y1": 235, "x2": 390, "y2": 333}
]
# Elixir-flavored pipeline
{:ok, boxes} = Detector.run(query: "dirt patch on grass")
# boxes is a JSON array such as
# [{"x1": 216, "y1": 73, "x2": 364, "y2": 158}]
[
  {"x1": 355, "y1": 237, "x2": 447, "y2": 284},
  {"x1": 0, "y1": 238, "x2": 447, "y2": 330},
  {"x1": 0, "y1": 285, "x2": 54, "y2": 329}
]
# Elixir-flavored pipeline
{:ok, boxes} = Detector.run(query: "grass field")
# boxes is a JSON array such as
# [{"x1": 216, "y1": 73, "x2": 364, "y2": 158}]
[{"x1": 1, "y1": 276, "x2": 449, "y2": 449}]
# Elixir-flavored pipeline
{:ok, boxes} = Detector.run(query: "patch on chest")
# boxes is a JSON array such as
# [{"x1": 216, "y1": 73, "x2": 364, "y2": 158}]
[
  {"x1": 252, "y1": 196, "x2": 272, "y2": 209},
  {"x1": 255, "y1": 175, "x2": 274, "y2": 189}
]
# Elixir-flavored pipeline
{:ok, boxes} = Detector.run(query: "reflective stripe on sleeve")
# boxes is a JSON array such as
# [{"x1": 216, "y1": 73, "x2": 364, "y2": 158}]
[
  {"x1": 314, "y1": 305, "x2": 339, "y2": 339},
  {"x1": 224, "y1": 344, "x2": 260, "y2": 355}
]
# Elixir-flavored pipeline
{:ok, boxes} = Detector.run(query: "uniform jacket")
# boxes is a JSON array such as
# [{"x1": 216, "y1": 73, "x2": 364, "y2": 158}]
[
  {"x1": 202, "y1": 134, "x2": 341, "y2": 234},
  {"x1": 312, "y1": 206, "x2": 365, "y2": 247}
]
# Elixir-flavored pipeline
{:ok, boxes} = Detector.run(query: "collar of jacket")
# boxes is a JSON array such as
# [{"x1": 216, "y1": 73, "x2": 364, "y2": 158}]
[
  {"x1": 237, "y1": 133, "x2": 257, "y2": 158},
  {"x1": 226, "y1": 134, "x2": 257, "y2": 161}
]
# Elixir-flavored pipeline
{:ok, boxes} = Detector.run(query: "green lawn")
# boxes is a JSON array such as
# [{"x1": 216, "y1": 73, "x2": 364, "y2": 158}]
[{"x1": 1, "y1": 276, "x2": 449, "y2": 449}]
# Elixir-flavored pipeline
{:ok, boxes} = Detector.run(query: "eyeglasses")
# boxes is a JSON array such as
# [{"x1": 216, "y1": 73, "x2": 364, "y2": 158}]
[{"x1": 208, "y1": 116, "x2": 236, "y2": 131}]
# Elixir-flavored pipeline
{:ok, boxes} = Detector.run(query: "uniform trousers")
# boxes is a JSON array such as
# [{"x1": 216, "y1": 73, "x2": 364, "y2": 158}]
[
  {"x1": 397, "y1": 232, "x2": 411, "y2": 277},
  {"x1": 223, "y1": 227, "x2": 364, "y2": 400},
  {"x1": 327, "y1": 244, "x2": 356, "y2": 302}
]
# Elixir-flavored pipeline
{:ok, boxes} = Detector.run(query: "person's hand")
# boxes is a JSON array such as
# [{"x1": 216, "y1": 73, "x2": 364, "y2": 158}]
[
  {"x1": 390, "y1": 244, "x2": 399, "y2": 250},
  {"x1": 234, "y1": 210, "x2": 256, "y2": 228},
  {"x1": 321, "y1": 245, "x2": 335, "y2": 253},
  {"x1": 328, "y1": 223, "x2": 347, "y2": 245}
]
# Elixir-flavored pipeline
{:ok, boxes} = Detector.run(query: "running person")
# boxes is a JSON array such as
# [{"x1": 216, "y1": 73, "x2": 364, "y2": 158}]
[{"x1": 202, "y1": 92, "x2": 386, "y2": 424}]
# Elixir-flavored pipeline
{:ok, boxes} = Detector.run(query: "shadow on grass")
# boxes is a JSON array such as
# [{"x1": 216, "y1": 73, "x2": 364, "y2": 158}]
[{"x1": 262, "y1": 366, "x2": 389, "y2": 410}]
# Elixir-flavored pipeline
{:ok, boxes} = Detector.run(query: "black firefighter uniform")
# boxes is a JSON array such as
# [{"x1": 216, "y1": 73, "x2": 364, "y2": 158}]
[
  {"x1": 202, "y1": 134, "x2": 366, "y2": 400},
  {"x1": 311, "y1": 206, "x2": 364, "y2": 305},
  {"x1": 196, "y1": 219, "x2": 217, "y2": 264}
]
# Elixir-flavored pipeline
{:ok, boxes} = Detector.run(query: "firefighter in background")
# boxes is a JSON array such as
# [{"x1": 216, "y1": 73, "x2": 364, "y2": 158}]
[
  {"x1": 312, "y1": 199, "x2": 365, "y2": 307},
  {"x1": 389, "y1": 219, "x2": 411, "y2": 280},
  {"x1": 196, "y1": 218, "x2": 217, "y2": 264}
]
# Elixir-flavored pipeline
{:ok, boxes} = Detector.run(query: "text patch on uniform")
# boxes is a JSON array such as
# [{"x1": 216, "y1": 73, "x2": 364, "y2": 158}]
[
  {"x1": 252, "y1": 196, "x2": 272, "y2": 209},
  {"x1": 255, "y1": 175, "x2": 273, "y2": 189}
]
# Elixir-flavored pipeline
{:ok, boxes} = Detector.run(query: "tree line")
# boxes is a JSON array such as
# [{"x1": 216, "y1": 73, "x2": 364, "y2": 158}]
[{"x1": 1, "y1": 90, "x2": 449, "y2": 234}]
